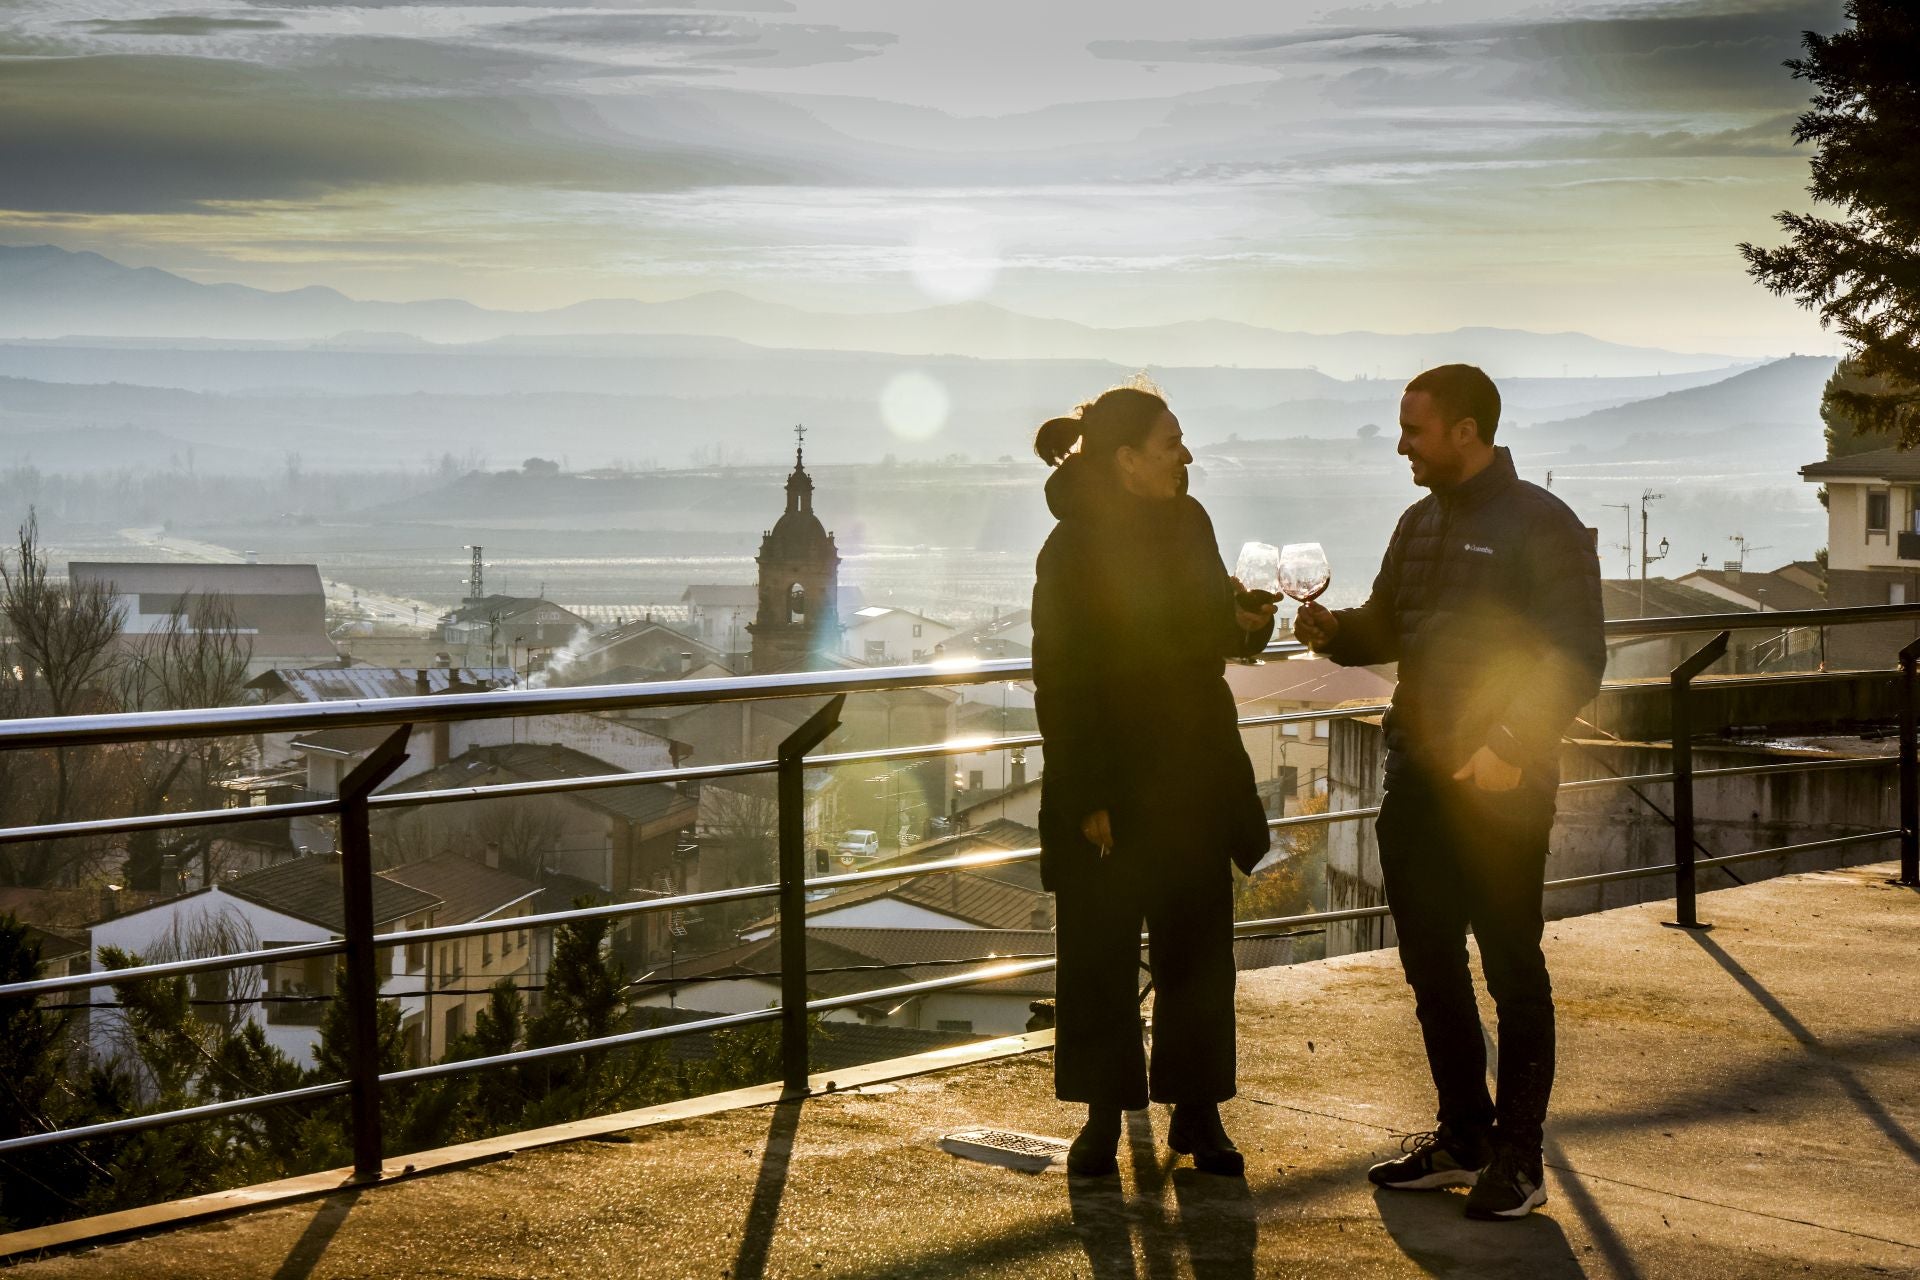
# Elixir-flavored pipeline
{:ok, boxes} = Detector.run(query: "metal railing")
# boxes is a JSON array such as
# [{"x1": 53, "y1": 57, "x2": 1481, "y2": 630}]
[{"x1": 2, "y1": 604, "x2": 1919, "y2": 1184}]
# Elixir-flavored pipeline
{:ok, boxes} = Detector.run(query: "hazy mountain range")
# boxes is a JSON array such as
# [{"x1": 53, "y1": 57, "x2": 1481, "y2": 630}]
[{"x1": 0, "y1": 243, "x2": 1753, "y2": 378}]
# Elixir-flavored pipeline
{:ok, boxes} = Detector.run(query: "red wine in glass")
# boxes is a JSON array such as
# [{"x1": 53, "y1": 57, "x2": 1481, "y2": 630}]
[{"x1": 1280, "y1": 543, "x2": 1331, "y2": 604}]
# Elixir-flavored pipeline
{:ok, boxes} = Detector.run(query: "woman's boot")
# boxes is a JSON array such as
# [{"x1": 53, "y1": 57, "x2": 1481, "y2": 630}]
[
  {"x1": 1168, "y1": 1102, "x2": 1244, "y2": 1177},
  {"x1": 1066, "y1": 1105, "x2": 1122, "y2": 1176}
]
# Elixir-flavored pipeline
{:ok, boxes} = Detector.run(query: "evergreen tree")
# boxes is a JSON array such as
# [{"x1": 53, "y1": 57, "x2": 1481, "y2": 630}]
[{"x1": 1742, "y1": 1, "x2": 1920, "y2": 443}]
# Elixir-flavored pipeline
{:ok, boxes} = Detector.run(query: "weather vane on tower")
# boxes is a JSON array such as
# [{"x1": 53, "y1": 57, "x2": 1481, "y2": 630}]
[{"x1": 794, "y1": 423, "x2": 807, "y2": 466}]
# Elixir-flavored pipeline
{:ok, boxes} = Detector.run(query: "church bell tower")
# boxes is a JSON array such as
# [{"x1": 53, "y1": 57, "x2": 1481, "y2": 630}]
[{"x1": 748, "y1": 426, "x2": 843, "y2": 672}]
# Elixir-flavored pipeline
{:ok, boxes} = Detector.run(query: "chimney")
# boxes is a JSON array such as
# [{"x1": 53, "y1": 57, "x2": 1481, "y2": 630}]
[
  {"x1": 244, "y1": 549, "x2": 259, "y2": 565},
  {"x1": 680, "y1": 651, "x2": 694, "y2": 675},
  {"x1": 484, "y1": 841, "x2": 501, "y2": 870},
  {"x1": 414, "y1": 668, "x2": 430, "y2": 696},
  {"x1": 432, "y1": 719, "x2": 450, "y2": 768},
  {"x1": 1010, "y1": 748, "x2": 1027, "y2": 789}
]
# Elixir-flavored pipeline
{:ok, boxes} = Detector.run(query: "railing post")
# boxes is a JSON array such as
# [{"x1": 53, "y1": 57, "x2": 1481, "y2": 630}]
[
  {"x1": 337, "y1": 726, "x2": 413, "y2": 1181},
  {"x1": 777, "y1": 695, "x2": 845, "y2": 1097},
  {"x1": 1665, "y1": 632, "x2": 1728, "y2": 931},
  {"x1": 1899, "y1": 639, "x2": 1920, "y2": 886}
]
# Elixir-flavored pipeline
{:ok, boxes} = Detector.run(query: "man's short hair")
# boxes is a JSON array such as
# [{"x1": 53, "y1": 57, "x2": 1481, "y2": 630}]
[{"x1": 1407, "y1": 364, "x2": 1500, "y2": 444}]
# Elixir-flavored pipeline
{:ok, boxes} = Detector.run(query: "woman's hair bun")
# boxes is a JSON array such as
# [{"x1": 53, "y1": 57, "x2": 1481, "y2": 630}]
[{"x1": 1033, "y1": 415, "x2": 1085, "y2": 467}]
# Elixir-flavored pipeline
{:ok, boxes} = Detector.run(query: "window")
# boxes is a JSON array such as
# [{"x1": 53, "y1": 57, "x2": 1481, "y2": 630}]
[
  {"x1": 1281, "y1": 721, "x2": 1300, "y2": 738},
  {"x1": 911, "y1": 623, "x2": 923, "y2": 638},
  {"x1": 1868, "y1": 490, "x2": 1890, "y2": 535},
  {"x1": 865, "y1": 639, "x2": 887, "y2": 662},
  {"x1": 968, "y1": 770, "x2": 985, "y2": 791},
  {"x1": 482, "y1": 934, "x2": 493, "y2": 966},
  {"x1": 936, "y1": 1019, "x2": 974, "y2": 1034},
  {"x1": 405, "y1": 940, "x2": 427, "y2": 971},
  {"x1": 444, "y1": 1005, "x2": 465, "y2": 1046},
  {"x1": 787, "y1": 582, "x2": 806, "y2": 623},
  {"x1": 265, "y1": 946, "x2": 332, "y2": 1027}
]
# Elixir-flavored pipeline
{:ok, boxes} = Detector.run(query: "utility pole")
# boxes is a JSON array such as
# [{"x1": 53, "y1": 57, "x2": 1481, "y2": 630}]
[
  {"x1": 1639, "y1": 490, "x2": 1668, "y2": 617},
  {"x1": 463, "y1": 544, "x2": 485, "y2": 603}
]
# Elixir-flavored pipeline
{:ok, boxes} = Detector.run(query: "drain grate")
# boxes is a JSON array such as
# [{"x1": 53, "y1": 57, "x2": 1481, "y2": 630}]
[{"x1": 938, "y1": 1128, "x2": 1072, "y2": 1173}]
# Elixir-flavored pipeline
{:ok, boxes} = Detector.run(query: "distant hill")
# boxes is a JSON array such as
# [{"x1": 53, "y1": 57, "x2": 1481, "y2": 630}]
[
  {"x1": 1528, "y1": 356, "x2": 1839, "y2": 440},
  {"x1": 0, "y1": 243, "x2": 1753, "y2": 377}
]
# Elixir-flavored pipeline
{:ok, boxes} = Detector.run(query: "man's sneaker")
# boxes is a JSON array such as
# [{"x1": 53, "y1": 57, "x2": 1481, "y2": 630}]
[
  {"x1": 1463, "y1": 1145, "x2": 1548, "y2": 1220},
  {"x1": 1367, "y1": 1129, "x2": 1490, "y2": 1190}
]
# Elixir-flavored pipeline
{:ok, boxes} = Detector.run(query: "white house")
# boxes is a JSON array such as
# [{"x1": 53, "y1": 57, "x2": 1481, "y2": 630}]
[
  {"x1": 842, "y1": 606, "x2": 959, "y2": 666},
  {"x1": 70, "y1": 561, "x2": 337, "y2": 677},
  {"x1": 86, "y1": 852, "x2": 440, "y2": 1072}
]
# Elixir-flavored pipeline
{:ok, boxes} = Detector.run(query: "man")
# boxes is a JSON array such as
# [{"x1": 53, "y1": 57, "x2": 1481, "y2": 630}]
[{"x1": 1296, "y1": 363, "x2": 1603, "y2": 1220}]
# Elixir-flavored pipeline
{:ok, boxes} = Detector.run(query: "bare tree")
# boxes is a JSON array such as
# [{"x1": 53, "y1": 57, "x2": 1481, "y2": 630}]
[
  {"x1": 115, "y1": 594, "x2": 256, "y2": 890},
  {"x1": 0, "y1": 511, "x2": 125, "y2": 886}
]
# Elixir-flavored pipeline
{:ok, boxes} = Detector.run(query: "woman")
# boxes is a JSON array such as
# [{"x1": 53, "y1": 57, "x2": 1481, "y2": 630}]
[{"x1": 1030, "y1": 381, "x2": 1275, "y2": 1178}]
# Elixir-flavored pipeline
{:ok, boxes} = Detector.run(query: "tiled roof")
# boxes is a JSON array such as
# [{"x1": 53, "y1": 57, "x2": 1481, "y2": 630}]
[
  {"x1": 383, "y1": 743, "x2": 698, "y2": 829},
  {"x1": 253, "y1": 666, "x2": 515, "y2": 703},
  {"x1": 1601, "y1": 578, "x2": 1751, "y2": 621},
  {"x1": 1800, "y1": 448, "x2": 1920, "y2": 481},
  {"x1": 444, "y1": 595, "x2": 587, "y2": 627},
  {"x1": 382, "y1": 855, "x2": 542, "y2": 926},
  {"x1": 1224, "y1": 656, "x2": 1395, "y2": 707},
  {"x1": 1679, "y1": 568, "x2": 1827, "y2": 613},
  {"x1": 743, "y1": 861, "x2": 1050, "y2": 936},
  {"x1": 224, "y1": 853, "x2": 441, "y2": 931}
]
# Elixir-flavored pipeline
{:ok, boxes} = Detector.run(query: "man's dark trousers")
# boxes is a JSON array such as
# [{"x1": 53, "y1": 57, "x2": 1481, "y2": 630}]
[{"x1": 1375, "y1": 768, "x2": 1555, "y2": 1151}]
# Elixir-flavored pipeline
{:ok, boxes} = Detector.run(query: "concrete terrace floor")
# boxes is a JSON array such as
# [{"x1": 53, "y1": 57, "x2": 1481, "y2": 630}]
[{"x1": 11, "y1": 863, "x2": 1920, "y2": 1280}]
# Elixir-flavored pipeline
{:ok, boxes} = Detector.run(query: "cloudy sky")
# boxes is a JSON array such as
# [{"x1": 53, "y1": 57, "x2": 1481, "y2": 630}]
[{"x1": 0, "y1": 0, "x2": 1850, "y2": 353}]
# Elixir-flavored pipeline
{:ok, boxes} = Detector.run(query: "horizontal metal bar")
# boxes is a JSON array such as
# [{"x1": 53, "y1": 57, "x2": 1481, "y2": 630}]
[
  {"x1": 1237, "y1": 703, "x2": 1391, "y2": 730},
  {"x1": 0, "y1": 603, "x2": 1914, "y2": 754},
  {"x1": 1559, "y1": 755, "x2": 1892, "y2": 793},
  {"x1": 805, "y1": 957, "x2": 1058, "y2": 1015},
  {"x1": 1269, "y1": 806, "x2": 1377, "y2": 830},
  {"x1": 0, "y1": 798, "x2": 340, "y2": 848},
  {"x1": 381, "y1": 1006, "x2": 783, "y2": 1087},
  {"x1": 1539, "y1": 828, "x2": 1900, "y2": 892},
  {"x1": 8, "y1": 818, "x2": 1896, "y2": 1155},
  {"x1": 0, "y1": 1080, "x2": 348, "y2": 1156},
  {"x1": 0, "y1": 659, "x2": 1034, "y2": 751},
  {"x1": 385, "y1": 957, "x2": 1061, "y2": 1088},
  {"x1": 364, "y1": 756, "x2": 777, "y2": 812},
  {"x1": 0, "y1": 938, "x2": 347, "y2": 1001},
  {"x1": 376, "y1": 877, "x2": 784, "y2": 950},
  {"x1": 379, "y1": 846, "x2": 1046, "y2": 951},
  {"x1": 1235, "y1": 903, "x2": 1392, "y2": 933},
  {"x1": 811, "y1": 734, "x2": 1043, "y2": 769}
]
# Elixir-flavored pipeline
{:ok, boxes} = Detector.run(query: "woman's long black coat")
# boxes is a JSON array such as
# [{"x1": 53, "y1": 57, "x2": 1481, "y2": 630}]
[{"x1": 1030, "y1": 459, "x2": 1273, "y2": 892}]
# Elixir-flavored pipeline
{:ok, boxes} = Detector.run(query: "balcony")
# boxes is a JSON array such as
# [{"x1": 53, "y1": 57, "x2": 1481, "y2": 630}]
[
  {"x1": 2, "y1": 603, "x2": 1919, "y2": 1273},
  {"x1": 6, "y1": 863, "x2": 1916, "y2": 1276}
]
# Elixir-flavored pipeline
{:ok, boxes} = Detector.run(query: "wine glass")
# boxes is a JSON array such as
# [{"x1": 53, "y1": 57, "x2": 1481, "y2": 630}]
[
  {"x1": 1279, "y1": 542, "x2": 1332, "y2": 603},
  {"x1": 1233, "y1": 541, "x2": 1281, "y2": 609},
  {"x1": 1229, "y1": 542, "x2": 1281, "y2": 665}
]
